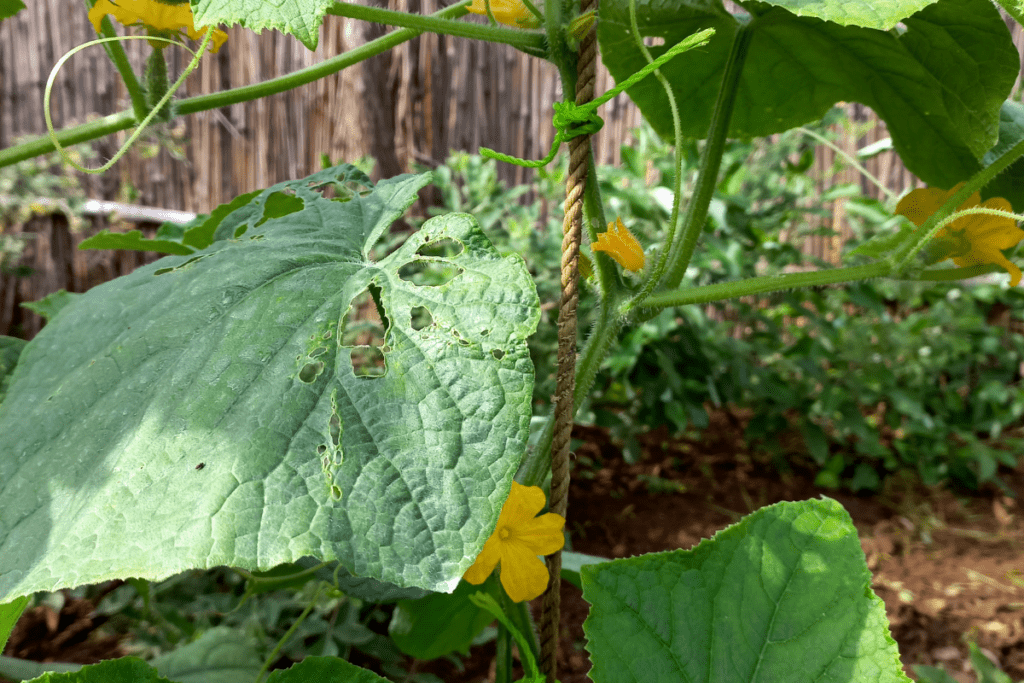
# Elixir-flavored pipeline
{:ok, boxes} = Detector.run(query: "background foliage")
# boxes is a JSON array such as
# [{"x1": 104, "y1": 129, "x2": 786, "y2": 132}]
[{"x1": 422, "y1": 112, "x2": 1024, "y2": 494}]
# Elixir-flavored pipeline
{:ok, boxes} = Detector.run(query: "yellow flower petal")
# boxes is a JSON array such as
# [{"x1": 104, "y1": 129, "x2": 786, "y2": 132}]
[
  {"x1": 88, "y1": 0, "x2": 227, "y2": 53},
  {"x1": 466, "y1": 0, "x2": 538, "y2": 27},
  {"x1": 463, "y1": 534, "x2": 501, "y2": 585},
  {"x1": 499, "y1": 543, "x2": 551, "y2": 602},
  {"x1": 592, "y1": 217, "x2": 645, "y2": 272},
  {"x1": 462, "y1": 481, "x2": 566, "y2": 601},
  {"x1": 895, "y1": 184, "x2": 1024, "y2": 286},
  {"x1": 516, "y1": 512, "x2": 566, "y2": 555}
]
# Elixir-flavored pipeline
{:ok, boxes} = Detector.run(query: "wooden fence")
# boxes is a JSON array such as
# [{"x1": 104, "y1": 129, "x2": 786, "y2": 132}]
[
  {"x1": 2, "y1": 2, "x2": 1023, "y2": 339},
  {"x1": 0, "y1": 0, "x2": 644, "y2": 210}
]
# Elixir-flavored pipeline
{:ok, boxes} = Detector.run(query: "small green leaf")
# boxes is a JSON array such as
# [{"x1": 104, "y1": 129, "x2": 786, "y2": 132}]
[
  {"x1": 911, "y1": 665, "x2": 959, "y2": 683},
  {"x1": 0, "y1": 0, "x2": 25, "y2": 22},
  {"x1": 0, "y1": 337, "x2": 27, "y2": 404},
  {"x1": 148, "y1": 627, "x2": 262, "y2": 682},
  {"x1": 968, "y1": 642, "x2": 1014, "y2": 683},
  {"x1": 582, "y1": 497, "x2": 910, "y2": 683},
  {"x1": 193, "y1": 0, "x2": 334, "y2": 50},
  {"x1": 19, "y1": 657, "x2": 170, "y2": 683},
  {"x1": 0, "y1": 596, "x2": 29, "y2": 654},
  {"x1": 78, "y1": 229, "x2": 195, "y2": 255},
  {"x1": 846, "y1": 219, "x2": 918, "y2": 260},
  {"x1": 266, "y1": 656, "x2": 390, "y2": 683},
  {"x1": 561, "y1": 551, "x2": 609, "y2": 590},
  {"x1": 390, "y1": 578, "x2": 501, "y2": 660},
  {"x1": 20, "y1": 290, "x2": 83, "y2": 322}
]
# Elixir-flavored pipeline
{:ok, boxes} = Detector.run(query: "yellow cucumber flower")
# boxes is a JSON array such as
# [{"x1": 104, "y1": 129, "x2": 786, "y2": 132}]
[
  {"x1": 896, "y1": 183, "x2": 1024, "y2": 286},
  {"x1": 466, "y1": 0, "x2": 539, "y2": 28},
  {"x1": 592, "y1": 217, "x2": 645, "y2": 273},
  {"x1": 89, "y1": 0, "x2": 228, "y2": 53},
  {"x1": 463, "y1": 481, "x2": 565, "y2": 603}
]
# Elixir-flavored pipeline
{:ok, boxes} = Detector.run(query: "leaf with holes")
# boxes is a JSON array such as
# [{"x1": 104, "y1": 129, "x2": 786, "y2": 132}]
[
  {"x1": 581, "y1": 497, "x2": 910, "y2": 683},
  {"x1": 0, "y1": 163, "x2": 540, "y2": 601}
]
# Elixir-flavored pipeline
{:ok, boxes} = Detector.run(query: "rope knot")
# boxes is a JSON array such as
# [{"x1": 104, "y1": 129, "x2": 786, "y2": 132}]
[{"x1": 552, "y1": 100, "x2": 604, "y2": 140}]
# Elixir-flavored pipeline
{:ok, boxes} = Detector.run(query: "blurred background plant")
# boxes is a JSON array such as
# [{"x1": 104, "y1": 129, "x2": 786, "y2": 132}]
[
  {"x1": 420, "y1": 109, "x2": 1024, "y2": 494},
  {"x1": 0, "y1": 141, "x2": 95, "y2": 275}
]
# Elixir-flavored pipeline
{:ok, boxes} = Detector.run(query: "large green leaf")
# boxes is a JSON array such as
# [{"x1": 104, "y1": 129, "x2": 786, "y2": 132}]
[
  {"x1": 599, "y1": 0, "x2": 1018, "y2": 188},
  {"x1": 983, "y1": 100, "x2": 1024, "y2": 213},
  {"x1": 581, "y1": 497, "x2": 910, "y2": 683},
  {"x1": 0, "y1": 164, "x2": 540, "y2": 602},
  {"x1": 744, "y1": 0, "x2": 936, "y2": 29},
  {"x1": 192, "y1": 0, "x2": 333, "y2": 50},
  {"x1": 0, "y1": 336, "x2": 26, "y2": 404}
]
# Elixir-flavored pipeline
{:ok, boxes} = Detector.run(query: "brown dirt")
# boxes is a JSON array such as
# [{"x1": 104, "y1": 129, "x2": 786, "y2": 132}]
[
  {"x1": 5, "y1": 412, "x2": 1022, "y2": 683},
  {"x1": 422, "y1": 413, "x2": 1024, "y2": 683}
]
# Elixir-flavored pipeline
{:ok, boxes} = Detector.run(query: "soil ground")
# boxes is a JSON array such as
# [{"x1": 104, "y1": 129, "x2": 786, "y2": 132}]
[
  {"x1": 5, "y1": 411, "x2": 1023, "y2": 683},
  {"x1": 420, "y1": 412, "x2": 1024, "y2": 683}
]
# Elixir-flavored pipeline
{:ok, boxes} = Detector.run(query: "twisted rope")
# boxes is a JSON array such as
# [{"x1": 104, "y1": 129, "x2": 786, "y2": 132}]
[{"x1": 539, "y1": 2, "x2": 597, "y2": 680}]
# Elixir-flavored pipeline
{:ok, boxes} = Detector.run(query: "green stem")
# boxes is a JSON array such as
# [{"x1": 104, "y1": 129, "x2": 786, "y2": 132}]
[
  {"x1": 584, "y1": 153, "x2": 619, "y2": 294},
  {"x1": 84, "y1": 0, "x2": 148, "y2": 120},
  {"x1": 325, "y1": 1, "x2": 547, "y2": 57},
  {"x1": 641, "y1": 262, "x2": 892, "y2": 309},
  {"x1": 797, "y1": 125, "x2": 896, "y2": 203},
  {"x1": 657, "y1": 19, "x2": 753, "y2": 294},
  {"x1": 507, "y1": 597, "x2": 540, "y2": 668},
  {"x1": 518, "y1": 284, "x2": 626, "y2": 488},
  {"x1": 495, "y1": 607, "x2": 513, "y2": 683},
  {"x1": 545, "y1": 0, "x2": 571, "y2": 88},
  {"x1": 45, "y1": 34, "x2": 207, "y2": 174},
  {"x1": 0, "y1": 1, "x2": 471, "y2": 168},
  {"x1": 254, "y1": 585, "x2": 323, "y2": 683},
  {"x1": 629, "y1": 0, "x2": 683, "y2": 305}
]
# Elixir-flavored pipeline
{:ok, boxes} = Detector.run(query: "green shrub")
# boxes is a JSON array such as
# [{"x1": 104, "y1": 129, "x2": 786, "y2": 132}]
[{"x1": 422, "y1": 115, "x2": 1024, "y2": 493}]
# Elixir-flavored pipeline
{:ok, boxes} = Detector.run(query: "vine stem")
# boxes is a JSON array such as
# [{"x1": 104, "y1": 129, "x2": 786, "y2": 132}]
[
  {"x1": 0, "y1": 1, "x2": 473, "y2": 168},
  {"x1": 656, "y1": 19, "x2": 754, "y2": 294},
  {"x1": 44, "y1": 33, "x2": 207, "y2": 174},
  {"x1": 325, "y1": 1, "x2": 546, "y2": 57},
  {"x1": 82, "y1": 0, "x2": 148, "y2": 120}
]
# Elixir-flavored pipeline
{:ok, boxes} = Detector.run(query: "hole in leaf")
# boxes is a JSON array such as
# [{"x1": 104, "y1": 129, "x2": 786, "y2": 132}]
[
  {"x1": 329, "y1": 411, "x2": 341, "y2": 447},
  {"x1": 410, "y1": 306, "x2": 433, "y2": 331},
  {"x1": 299, "y1": 361, "x2": 324, "y2": 383},
  {"x1": 253, "y1": 190, "x2": 304, "y2": 228},
  {"x1": 317, "y1": 444, "x2": 327, "y2": 455},
  {"x1": 480, "y1": 328, "x2": 490, "y2": 336},
  {"x1": 154, "y1": 254, "x2": 207, "y2": 276},
  {"x1": 398, "y1": 260, "x2": 463, "y2": 287},
  {"x1": 331, "y1": 484, "x2": 343, "y2": 500},
  {"x1": 417, "y1": 237, "x2": 464, "y2": 258},
  {"x1": 491, "y1": 348, "x2": 505, "y2": 360},
  {"x1": 339, "y1": 284, "x2": 388, "y2": 378}
]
